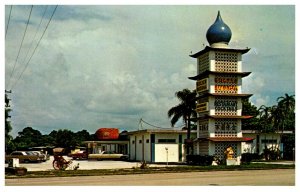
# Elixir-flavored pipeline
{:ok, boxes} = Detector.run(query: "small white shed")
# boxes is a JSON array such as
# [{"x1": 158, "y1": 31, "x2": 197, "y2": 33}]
[{"x1": 126, "y1": 129, "x2": 196, "y2": 163}]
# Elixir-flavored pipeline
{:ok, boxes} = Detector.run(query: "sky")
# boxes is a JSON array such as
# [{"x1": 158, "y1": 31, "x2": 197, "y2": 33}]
[{"x1": 3, "y1": 4, "x2": 295, "y2": 137}]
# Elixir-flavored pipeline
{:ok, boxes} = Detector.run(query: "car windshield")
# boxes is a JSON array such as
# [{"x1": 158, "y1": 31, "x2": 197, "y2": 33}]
[{"x1": 11, "y1": 152, "x2": 23, "y2": 155}]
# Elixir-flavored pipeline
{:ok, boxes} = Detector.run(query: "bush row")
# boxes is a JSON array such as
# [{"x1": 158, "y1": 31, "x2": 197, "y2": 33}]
[
  {"x1": 241, "y1": 153, "x2": 261, "y2": 164},
  {"x1": 187, "y1": 153, "x2": 264, "y2": 165},
  {"x1": 186, "y1": 155, "x2": 215, "y2": 166}
]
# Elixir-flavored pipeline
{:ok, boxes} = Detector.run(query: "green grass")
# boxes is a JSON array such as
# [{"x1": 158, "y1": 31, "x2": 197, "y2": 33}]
[{"x1": 5, "y1": 163, "x2": 294, "y2": 179}]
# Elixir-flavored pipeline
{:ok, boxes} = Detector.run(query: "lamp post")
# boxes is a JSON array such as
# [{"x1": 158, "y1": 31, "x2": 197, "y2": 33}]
[
  {"x1": 293, "y1": 147, "x2": 295, "y2": 164},
  {"x1": 165, "y1": 147, "x2": 168, "y2": 166}
]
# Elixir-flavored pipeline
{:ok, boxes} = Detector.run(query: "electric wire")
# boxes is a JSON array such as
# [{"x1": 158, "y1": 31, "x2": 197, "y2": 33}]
[
  {"x1": 19, "y1": 6, "x2": 48, "y2": 75},
  {"x1": 139, "y1": 118, "x2": 185, "y2": 130},
  {"x1": 8, "y1": 5, "x2": 33, "y2": 89},
  {"x1": 11, "y1": 5, "x2": 58, "y2": 90},
  {"x1": 5, "y1": 5, "x2": 13, "y2": 39}
]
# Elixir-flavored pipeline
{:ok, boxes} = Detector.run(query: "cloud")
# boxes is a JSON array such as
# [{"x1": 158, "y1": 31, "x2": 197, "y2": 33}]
[{"x1": 5, "y1": 5, "x2": 295, "y2": 137}]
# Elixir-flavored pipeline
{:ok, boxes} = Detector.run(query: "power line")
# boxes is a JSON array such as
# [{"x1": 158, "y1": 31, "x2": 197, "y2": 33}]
[
  {"x1": 11, "y1": 5, "x2": 58, "y2": 90},
  {"x1": 19, "y1": 6, "x2": 48, "y2": 75},
  {"x1": 139, "y1": 118, "x2": 184, "y2": 129},
  {"x1": 8, "y1": 5, "x2": 33, "y2": 89},
  {"x1": 5, "y1": 5, "x2": 13, "y2": 39}
]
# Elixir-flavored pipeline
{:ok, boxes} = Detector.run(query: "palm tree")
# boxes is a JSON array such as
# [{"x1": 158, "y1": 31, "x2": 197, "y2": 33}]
[
  {"x1": 276, "y1": 94, "x2": 295, "y2": 131},
  {"x1": 277, "y1": 94, "x2": 295, "y2": 112},
  {"x1": 275, "y1": 94, "x2": 295, "y2": 150},
  {"x1": 258, "y1": 94, "x2": 295, "y2": 159},
  {"x1": 258, "y1": 105, "x2": 273, "y2": 133},
  {"x1": 168, "y1": 88, "x2": 196, "y2": 154}
]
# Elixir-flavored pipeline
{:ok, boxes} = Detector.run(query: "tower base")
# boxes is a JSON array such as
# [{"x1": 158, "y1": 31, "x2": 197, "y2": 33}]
[{"x1": 226, "y1": 158, "x2": 240, "y2": 166}]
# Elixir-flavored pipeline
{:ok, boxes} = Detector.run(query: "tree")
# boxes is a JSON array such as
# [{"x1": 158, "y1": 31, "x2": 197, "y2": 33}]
[
  {"x1": 275, "y1": 94, "x2": 295, "y2": 132},
  {"x1": 5, "y1": 93, "x2": 14, "y2": 152},
  {"x1": 55, "y1": 129, "x2": 77, "y2": 148},
  {"x1": 74, "y1": 130, "x2": 91, "y2": 146},
  {"x1": 255, "y1": 94, "x2": 295, "y2": 159},
  {"x1": 168, "y1": 88, "x2": 196, "y2": 154},
  {"x1": 242, "y1": 99, "x2": 259, "y2": 130},
  {"x1": 14, "y1": 127, "x2": 43, "y2": 149},
  {"x1": 258, "y1": 105, "x2": 274, "y2": 133},
  {"x1": 274, "y1": 94, "x2": 295, "y2": 158}
]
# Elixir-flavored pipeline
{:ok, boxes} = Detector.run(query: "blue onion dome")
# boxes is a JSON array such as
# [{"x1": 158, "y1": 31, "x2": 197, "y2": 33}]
[{"x1": 206, "y1": 11, "x2": 232, "y2": 46}]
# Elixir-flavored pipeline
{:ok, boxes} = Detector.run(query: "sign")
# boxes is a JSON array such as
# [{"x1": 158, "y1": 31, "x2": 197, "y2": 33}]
[
  {"x1": 215, "y1": 77, "x2": 237, "y2": 84},
  {"x1": 215, "y1": 85, "x2": 238, "y2": 92},
  {"x1": 196, "y1": 102, "x2": 208, "y2": 113},
  {"x1": 196, "y1": 78, "x2": 208, "y2": 92},
  {"x1": 215, "y1": 120, "x2": 237, "y2": 131},
  {"x1": 214, "y1": 99, "x2": 237, "y2": 111},
  {"x1": 214, "y1": 76, "x2": 238, "y2": 93}
]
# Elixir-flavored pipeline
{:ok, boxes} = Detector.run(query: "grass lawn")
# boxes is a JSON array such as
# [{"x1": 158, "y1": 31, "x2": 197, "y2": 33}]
[{"x1": 5, "y1": 163, "x2": 295, "y2": 179}]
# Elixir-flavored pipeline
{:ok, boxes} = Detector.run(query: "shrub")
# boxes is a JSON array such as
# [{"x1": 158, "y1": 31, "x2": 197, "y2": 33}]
[
  {"x1": 186, "y1": 155, "x2": 214, "y2": 166},
  {"x1": 241, "y1": 153, "x2": 261, "y2": 164},
  {"x1": 5, "y1": 167, "x2": 27, "y2": 176},
  {"x1": 263, "y1": 148, "x2": 281, "y2": 160}
]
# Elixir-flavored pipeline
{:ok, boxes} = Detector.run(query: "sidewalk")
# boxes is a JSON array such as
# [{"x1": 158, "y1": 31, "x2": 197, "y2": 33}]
[{"x1": 252, "y1": 160, "x2": 295, "y2": 165}]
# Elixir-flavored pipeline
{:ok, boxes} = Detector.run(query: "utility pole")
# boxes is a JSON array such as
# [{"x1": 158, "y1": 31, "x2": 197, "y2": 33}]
[
  {"x1": 5, "y1": 90, "x2": 12, "y2": 107},
  {"x1": 5, "y1": 90, "x2": 12, "y2": 152}
]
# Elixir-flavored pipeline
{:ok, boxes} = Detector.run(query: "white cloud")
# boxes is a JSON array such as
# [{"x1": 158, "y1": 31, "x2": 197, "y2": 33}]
[{"x1": 5, "y1": 5, "x2": 295, "y2": 137}]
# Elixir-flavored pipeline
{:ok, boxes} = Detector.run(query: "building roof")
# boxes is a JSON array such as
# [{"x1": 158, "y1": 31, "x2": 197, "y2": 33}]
[
  {"x1": 195, "y1": 93, "x2": 253, "y2": 100},
  {"x1": 242, "y1": 130, "x2": 294, "y2": 134},
  {"x1": 188, "y1": 70, "x2": 251, "y2": 81},
  {"x1": 190, "y1": 46, "x2": 250, "y2": 58},
  {"x1": 208, "y1": 115, "x2": 253, "y2": 119},
  {"x1": 191, "y1": 115, "x2": 253, "y2": 121},
  {"x1": 125, "y1": 129, "x2": 197, "y2": 135},
  {"x1": 195, "y1": 137, "x2": 254, "y2": 142},
  {"x1": 82, "y1": 140, "x2": 129, "y2": 144}
]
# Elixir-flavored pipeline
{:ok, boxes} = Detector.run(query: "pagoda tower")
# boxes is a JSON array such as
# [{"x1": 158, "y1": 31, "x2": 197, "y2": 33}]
[{"x1": 189, "y1": 11, "x2": 253, "y2": 164}]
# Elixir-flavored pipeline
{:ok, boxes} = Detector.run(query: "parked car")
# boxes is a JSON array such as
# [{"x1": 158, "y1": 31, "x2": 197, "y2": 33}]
[
  {"x1": 70, "y1": 150, "x2": 88, "y2": 160},
  {"x1": 5, "y1": 151, "x2": 42, "y2": 163},
  {"x1": 88, "y1": 151, "x2": 128, "y2": 161},
  {"x1": 31, "y1": 151, "x2": 50, "y2": 162}
]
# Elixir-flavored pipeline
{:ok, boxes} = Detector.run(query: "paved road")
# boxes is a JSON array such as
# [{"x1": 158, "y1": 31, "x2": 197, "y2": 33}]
[{"x1": 6, "y1": 169, "x2": 295, "y2": 186}]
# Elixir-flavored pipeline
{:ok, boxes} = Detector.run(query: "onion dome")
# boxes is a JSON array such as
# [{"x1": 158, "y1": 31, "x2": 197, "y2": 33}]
[{"x1": 206, "y1": 11, "x2": 232, "y2": 47}]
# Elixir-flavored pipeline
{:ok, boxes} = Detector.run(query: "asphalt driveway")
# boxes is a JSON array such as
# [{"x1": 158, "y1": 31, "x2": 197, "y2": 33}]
[{"x1": 5, "y1": 156, "x2": 172, "y2": 171}]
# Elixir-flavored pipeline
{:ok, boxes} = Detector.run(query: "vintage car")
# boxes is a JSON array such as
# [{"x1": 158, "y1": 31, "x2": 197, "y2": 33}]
[
  {"x1": 31, "y1": 151, "x2": 50, "y2": 162},
  {"x1": 5, "y1": 151, "x2": 43, "y2": 163},
  {"x1": 88, "y1": 151, "x2": 128, "y2": 161},
  {"x1": 70, "y1": 150, "x2": 88, "y2": 160}
]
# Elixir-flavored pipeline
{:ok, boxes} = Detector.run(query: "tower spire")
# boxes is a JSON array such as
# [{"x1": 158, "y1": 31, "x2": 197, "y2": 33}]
[{"x1": 206, "y1": 11, "x2": 232, "y2": 48}]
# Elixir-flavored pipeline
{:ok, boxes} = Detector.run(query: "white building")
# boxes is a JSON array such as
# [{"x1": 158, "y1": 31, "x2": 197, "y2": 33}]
[
  {"x1": 126, "y1": 129, "x2": 196, "y2": 163},
  {"x1": 241, "y1": 130, "x2": 293, "y2": 156}
]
